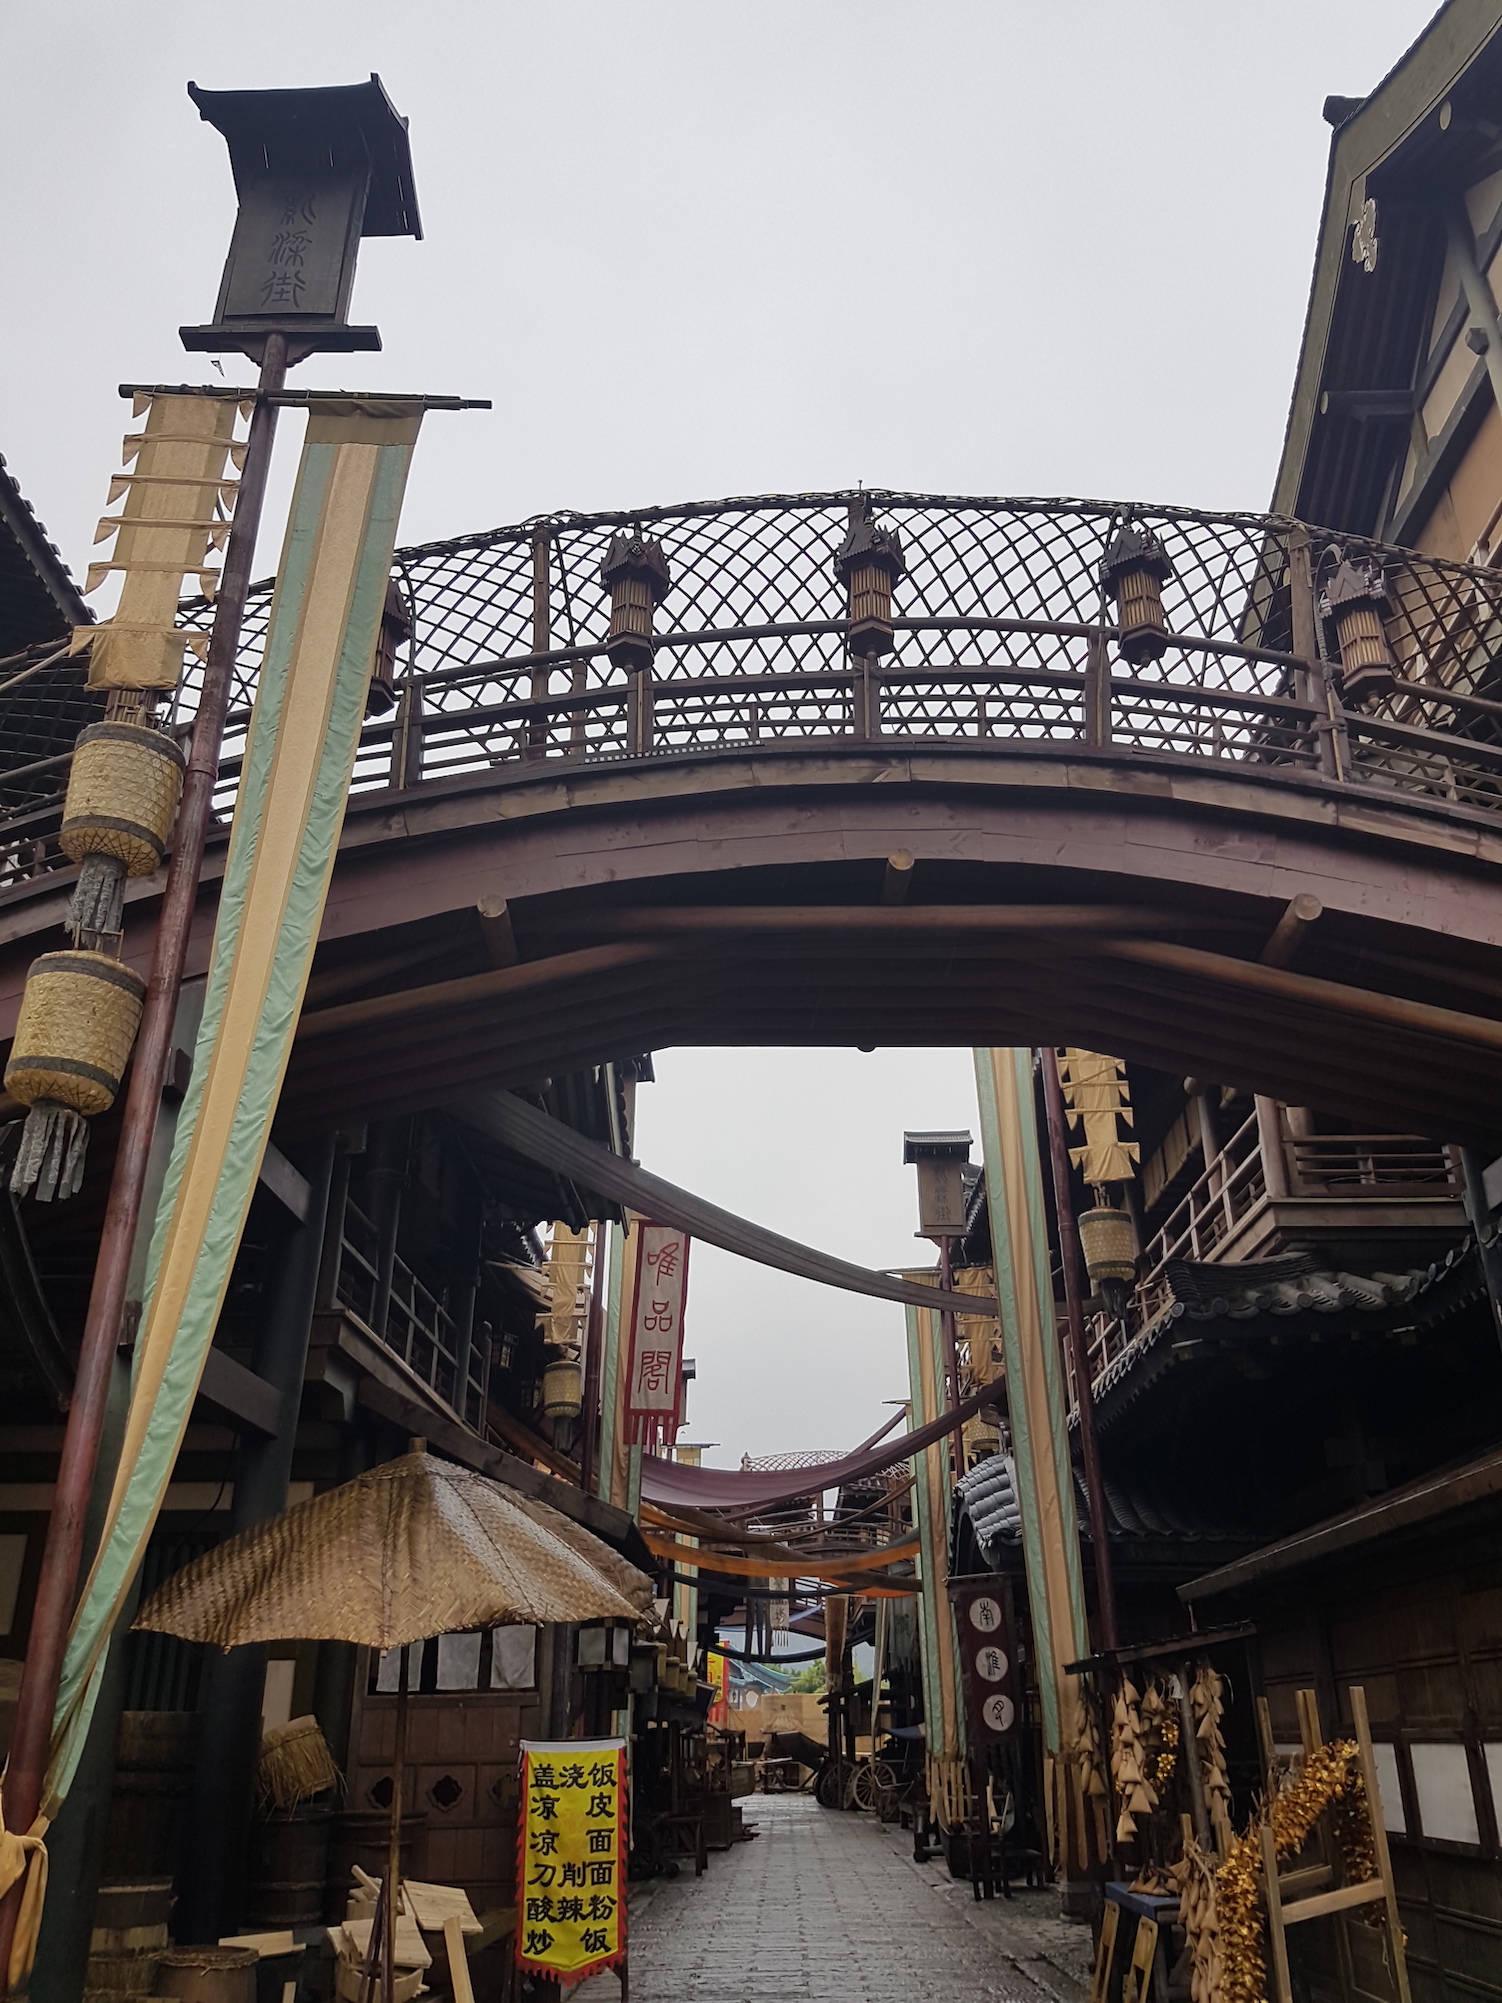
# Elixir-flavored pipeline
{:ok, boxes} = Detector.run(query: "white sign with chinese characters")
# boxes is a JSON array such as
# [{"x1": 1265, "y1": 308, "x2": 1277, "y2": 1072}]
[{"x1": 624, "y1": 1222, "x2": 691, "y2": 1446}]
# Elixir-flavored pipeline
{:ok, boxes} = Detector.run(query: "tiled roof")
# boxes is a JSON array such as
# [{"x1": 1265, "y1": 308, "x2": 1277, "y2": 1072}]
[
  {"x1": 1086, "y1": 1241, "x2": 1480, "y2": 1423},
  {"x1": 951, "y1": 1451, "x2": 1268, "y2": 1569}
]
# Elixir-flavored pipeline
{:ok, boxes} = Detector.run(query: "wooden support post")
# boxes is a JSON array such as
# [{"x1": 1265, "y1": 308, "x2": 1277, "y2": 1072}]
[
  {"x1": 1085, "y1": 623, "x2": 1112, "y2": 745},
  {"x1": 527, "y1": 532, "x2": 551, "y2": 757},
  {"x1": 1254, "y1": 1097, "x2": 1289, "y2": 1200},
  {"x1": 1287, "y1": 526, "x2": 1335, "y2": 779}
]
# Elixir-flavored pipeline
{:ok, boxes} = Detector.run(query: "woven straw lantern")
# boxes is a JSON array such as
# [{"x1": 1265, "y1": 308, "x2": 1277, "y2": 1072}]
[
  {"x1": 6, "y1": 951, "x2": 146, "y2": 1118},
  {"x1": 599, "y1": 532, "x2": 672, "y2": 673},
  {"x1": 1076, "y1": 1205, "x2": 1137, "y2": 1291},
  {"x1": 541, "y1": 1356, "x2": 583, "y2": 1421},
  {"x1": 6, "y1": 951, "x2": 147, "y2": 1201},
  {"x1": 834, "y1": 505, "x2": 907, "y2": 657},
  {"x1": 60, "y1": 722, "x2": 186, "y2": 879},
  {"x1": 1321, "y1": 551, "x2": 1393, "y2": 705},
  {"x1": 1100, "y1": 523, "x2": 1175, "y2": 666}
]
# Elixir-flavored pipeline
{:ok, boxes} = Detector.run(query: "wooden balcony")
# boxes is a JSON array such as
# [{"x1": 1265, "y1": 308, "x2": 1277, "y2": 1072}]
[{"x1": 1079, "y1": 1108, "x2": 1468, "y2": 1394}]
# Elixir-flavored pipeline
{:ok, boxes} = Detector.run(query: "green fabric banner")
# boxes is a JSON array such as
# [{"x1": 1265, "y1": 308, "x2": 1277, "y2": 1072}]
[{"x1": 48, "y1": 403, "x2": 425, "y2": 1808}]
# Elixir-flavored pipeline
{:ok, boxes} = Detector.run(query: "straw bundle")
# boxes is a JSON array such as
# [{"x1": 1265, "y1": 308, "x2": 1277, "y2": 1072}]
[
  {"x1": 257, "y1": 1714, "x2": 340, "y2": 1812},
  {"x1": 1190, "y1": 1665, "x2": 1234, "y2": 1851}
]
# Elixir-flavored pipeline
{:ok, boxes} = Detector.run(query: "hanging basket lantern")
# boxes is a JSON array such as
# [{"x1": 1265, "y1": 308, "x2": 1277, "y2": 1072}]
[
  {"x1": 60, "y1": 722, "x2": 186, "y2": 880},
  {"x1": 366, "y1": 578, "x2": 412, "y2": 717},
  {"x1": 834, "y1": 506, "x2": 906, "y2": 658},
  {"x1": 1076, "y1": 1206, "x2": 1137, "y2": 1290},
  {"x1": 541, "y1": 1356, "x2": 583, "y2": 1421},
  {"x1": 599, "y1": 532, "x2": 672, "y2": 673},
  {"x1": 1321, "y1": 551, "x2": 1392, "y2": 706},
  {"x1": 1100, "y1": 523, "x2": 1175, "y2": 666},
  {"x1": 5, "y1": 951, "x2": 147, "y2": 1201}
]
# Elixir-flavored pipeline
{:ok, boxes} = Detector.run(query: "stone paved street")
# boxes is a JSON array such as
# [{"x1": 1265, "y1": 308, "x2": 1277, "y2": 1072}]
[{"x1": 574, "y1": 1795, "x2": 1090, "y2": 2002}]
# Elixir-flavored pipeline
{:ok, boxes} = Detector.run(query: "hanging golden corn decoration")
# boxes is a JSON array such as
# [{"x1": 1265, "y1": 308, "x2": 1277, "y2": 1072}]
[
  {"x1": 1100, "y1": 522, "x2": 1175, "y2": 665},
  {"x1": 7, "y1": 390, "x2": 244, "y2": 1201},
  {"x1": 834, "y1": 500, "x2": 907, "y2": 658},
  {"x1": 600, "y1": 530, "x2": 672, "y2": 673},
  {"x1": 1320, "y1": 548, "x2": 1393, "y2": 705}
]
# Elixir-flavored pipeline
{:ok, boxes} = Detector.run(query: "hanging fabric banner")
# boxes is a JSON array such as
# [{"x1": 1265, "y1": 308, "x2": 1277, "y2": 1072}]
[
  {"x1": 46, "y1": 399, "x2": 426, "y2": 1810},
  {"x1": 973, "y1": 1047, "x2": 1096, "y2": 1871},
  {"x1": 904, "y1": 1282, "x2": 965, "y2": 1819},
  {"x1": 622, "y1": 1222, "x2": 691, "y2": 1448},
  {"x1": 516, "y1": 1738, "x2": 627, "y2": 1987}
]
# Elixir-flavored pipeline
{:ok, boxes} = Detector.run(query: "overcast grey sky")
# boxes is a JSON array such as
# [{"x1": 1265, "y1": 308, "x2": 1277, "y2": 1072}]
[{"x1": 4, "y1": 1, "x2": 1433, "y2": 1461}]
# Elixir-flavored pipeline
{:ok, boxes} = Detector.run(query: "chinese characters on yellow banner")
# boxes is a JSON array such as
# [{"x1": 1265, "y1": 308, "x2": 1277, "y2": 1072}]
[{"x1": 516, "y1": 1738, "x2": 627, "y2": 1986}]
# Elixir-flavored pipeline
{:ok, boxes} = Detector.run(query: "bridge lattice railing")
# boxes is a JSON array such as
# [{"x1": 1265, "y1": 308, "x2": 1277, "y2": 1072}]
[{"x1": 4, "y1": 493, "x2": 1502, "y2": 892}]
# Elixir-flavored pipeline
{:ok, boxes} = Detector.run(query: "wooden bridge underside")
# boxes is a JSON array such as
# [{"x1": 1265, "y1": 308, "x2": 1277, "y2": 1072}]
[{"x1": 4, "y1": 740, "x2": 1502, "y2": 1145}]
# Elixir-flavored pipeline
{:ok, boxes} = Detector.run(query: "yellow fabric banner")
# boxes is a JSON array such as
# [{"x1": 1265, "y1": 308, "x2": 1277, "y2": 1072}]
[
  {"x1": 517, "y1": 1739, "x2": 627, "y2": 1986},
  {"x1": 76, "y1": 393, "x2": 247, "y2": 688}
]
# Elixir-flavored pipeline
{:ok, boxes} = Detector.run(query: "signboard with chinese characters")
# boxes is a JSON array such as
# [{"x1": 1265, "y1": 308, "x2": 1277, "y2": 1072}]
[
  {"x1": 515, "y1": 1738, "x2": 627, "y2": 1987},
  {"x1": 953, "y1": 1584, "x2": 1018, "y2": 1745},
  {"x1": 624, "y1": 1222, "x2": 691, "y2": 1446},
  {"x1": 215, "y1": 171, "x2": 367, "y2": 322}
]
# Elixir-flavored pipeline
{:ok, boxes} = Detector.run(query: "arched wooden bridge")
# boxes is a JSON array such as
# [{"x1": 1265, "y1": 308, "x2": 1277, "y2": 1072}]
[{"x1": 4, "y1": 491, "x2": 1502, "y2": 1141}]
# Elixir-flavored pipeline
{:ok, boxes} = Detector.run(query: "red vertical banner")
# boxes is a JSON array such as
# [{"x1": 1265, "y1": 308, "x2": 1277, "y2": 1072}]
[{"x1": 623, "y1": 1222, "x2": 691, "y2": 1447}]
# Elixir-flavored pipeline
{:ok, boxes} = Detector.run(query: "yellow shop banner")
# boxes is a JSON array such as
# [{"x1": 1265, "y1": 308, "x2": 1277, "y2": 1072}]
[{"x1": 516, "y1": 1737, "x2": 627, "y2": 1986}]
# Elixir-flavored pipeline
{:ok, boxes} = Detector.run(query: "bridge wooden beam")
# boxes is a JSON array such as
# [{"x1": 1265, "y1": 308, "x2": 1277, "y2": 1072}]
[
  {"x1": 1101, "y1": 937, "x2": 1502, "y2": 1054},
  {"x1": 526, "y1": 903, "x2": 1251, "y2": 938}
]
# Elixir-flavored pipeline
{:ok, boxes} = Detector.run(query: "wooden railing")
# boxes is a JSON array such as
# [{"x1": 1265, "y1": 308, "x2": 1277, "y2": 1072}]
[
  {"x1": 1077, "y1": 1115, "x2": 1461, "y2": 1394},
  {"x1": 8, "y1": 494, "x2": 1502, "y2": 895},
  {"x1": 334, "y1": 1197, "x2": 491, "y2": 1431}
]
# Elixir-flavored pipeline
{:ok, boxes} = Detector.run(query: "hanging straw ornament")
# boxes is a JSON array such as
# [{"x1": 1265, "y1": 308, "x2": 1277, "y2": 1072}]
[
  {"x1": 1110, "y1": 1677, "x2": 1157, "y2": 1843},
  {"x1": 1170, "y1": 1835, "x2": 1224, "y2": 2003},
  {"x1": 1191, "y1": 1664, "x2": 1235, "y2": 1851}
]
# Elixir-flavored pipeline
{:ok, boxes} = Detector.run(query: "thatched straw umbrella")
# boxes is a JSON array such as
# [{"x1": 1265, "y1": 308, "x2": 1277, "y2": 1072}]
[{"x1": 135, "y1": 1446, "x2": 649, "y2": 2002}]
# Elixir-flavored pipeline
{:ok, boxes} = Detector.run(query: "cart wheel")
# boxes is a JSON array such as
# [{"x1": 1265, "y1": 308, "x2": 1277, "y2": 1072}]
[
  {"x1": 816, "y1": 1759, "x2": 852, "y2": 1809},
  {"x1": 848, "y1": 1762, "x2": 880, "y2": 1813}
]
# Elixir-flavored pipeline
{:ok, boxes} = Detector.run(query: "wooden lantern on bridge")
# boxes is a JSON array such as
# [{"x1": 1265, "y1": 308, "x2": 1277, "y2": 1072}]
[
  {"x1": 1321, "y1": 550, "x2": 1393, "y2": 706},
  {"x1": 835, "y1": 503, "x2": 907, "y2": 658},
  {"x1": 366, "y1": 578, "x2": 411, "y2": 716},
  {"x1": 600, "y1": 531, "x2": 672, "y2": 673},
  {"x1": 1100, "y1": 522, "x2": 1175, "y2": 665}
]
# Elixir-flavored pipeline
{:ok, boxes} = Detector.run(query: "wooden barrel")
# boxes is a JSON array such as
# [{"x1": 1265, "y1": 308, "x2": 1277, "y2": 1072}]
[
  {"x1": 153, "y1": 1948, "x2": 257, "y2": 2003},
  {"x1": 101, "y1": 1716, "x2": 201, "y2": 1884},
  {"x1": 324, "y1": 1811, "x2": 425, "y2": 1921},
  {"x1": 244, "y1": 1798, "x2": 334, "y2": 1929}
]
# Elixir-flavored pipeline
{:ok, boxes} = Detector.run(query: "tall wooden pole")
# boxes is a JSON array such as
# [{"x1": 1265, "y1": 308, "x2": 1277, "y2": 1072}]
[
  {"x1": 0, "y1": 335, "x2": 288, "y2": 1991},
  {"x1": 1038, "y1": 1047, "x2": 1120, "y2": 1653}
]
